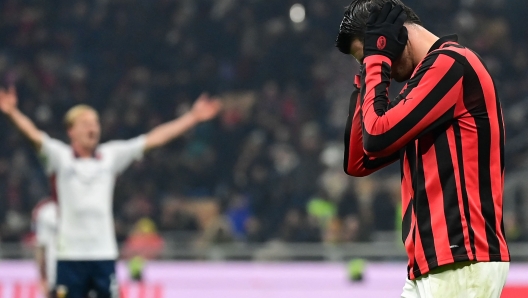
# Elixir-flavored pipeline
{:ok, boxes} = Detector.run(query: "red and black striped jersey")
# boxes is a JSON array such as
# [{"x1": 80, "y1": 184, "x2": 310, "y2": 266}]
[{"x1": 344, "y1": 35, "x2": 510, "y2": 279}]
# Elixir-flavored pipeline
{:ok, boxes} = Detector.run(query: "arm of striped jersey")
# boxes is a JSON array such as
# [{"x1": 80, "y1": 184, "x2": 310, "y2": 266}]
[
  {"x1": 360, "y1": 53, "x2": 464, "y2": 157},
  {"x1": 344, "y1": 75, "x2": 399, "y2": 177}
]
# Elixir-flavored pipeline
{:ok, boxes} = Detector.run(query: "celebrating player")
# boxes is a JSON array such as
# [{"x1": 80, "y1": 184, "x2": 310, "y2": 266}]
[
  {"x1": 337, "y1": 1, "x2": 510, "y2": 297},
  {"x1": 0, "y1": 86, "x2": 222, "y2": 298}
]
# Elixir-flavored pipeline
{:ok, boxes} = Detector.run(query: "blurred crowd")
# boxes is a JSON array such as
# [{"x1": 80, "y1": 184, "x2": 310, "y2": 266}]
[{"x1": 0, "y1": 0, "x2": 527, "y2": 255}]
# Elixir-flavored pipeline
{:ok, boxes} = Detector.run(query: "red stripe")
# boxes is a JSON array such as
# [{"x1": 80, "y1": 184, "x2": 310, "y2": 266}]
[
  {"x1": 13, "y1": 282, "x2": 21, "y2": 298},
  {"x1": 464, "y1": 51, "x2": 509, "y2": 260},
  {"x1": 121, "y1": 283, "x2": 129, "y2": 298},
  {"x1": 421, "y1": 142, "x2": 454, "y2": 264},
  {"x1": 405, "y1": 210, "x2": 416, "y2": 280},
  {"x1": 402, "y1": 152, "x2": 415, "y2": 279},
  {"x1": 347, "y1": 92, "x2": 369, "y2": 175},
  {"x1": 139, "y1": 283, "x2": 147, "y2": 298},
  {"x1": 413, "y1": 220, "x2": 429, "y2": 276},
  {"x1": 29, "y1": 283, "x2": 38, "y2": 298},
  {"x1": 457, "y1": 110, "x2": 490, "y2": 258},
  {"x1": 401, "y1": 153, "x2": 413, "y2": 202},
  {"x1": 153, "y1": 284, "x2": 163, "y2": 298},
  {"x1": 445, "y1": 126, "x2": 474, "y2": 259}
]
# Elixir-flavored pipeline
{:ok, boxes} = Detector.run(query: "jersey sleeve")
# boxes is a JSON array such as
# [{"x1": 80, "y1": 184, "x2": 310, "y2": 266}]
[
  {"x1": 102, "y1": 135, "x2": 146, "y2": 174},
  {"x1": 360, "y1": 52, "x2": 464, "y2": 158},
  {"x1": 39, "y1": 133, "x2": 70, "y2": 175},
  {"x1": 344, "y1": 74, "x2": 399, "y2": 177}
]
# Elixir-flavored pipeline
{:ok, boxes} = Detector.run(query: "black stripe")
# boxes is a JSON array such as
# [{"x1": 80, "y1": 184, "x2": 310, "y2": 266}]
[
  {"x1": 496, "y1": 92, "x2": 505, "y2": 173},
  {"x1": 412, "y1": 257, "x2": 421, "y2": 278},
  {"x1": 415, "y1": 144, "x2": 438, "y2": 269},
  {"x1": 372, "y1": 62, "x2": 392, "y2": 116},
  {"x1": 389, "y1": 54, "x2": 439, "y2": 111},
  {"x1": 452, "y1": 122, "x2": 477, "y2": 258},
  {"x1": 362, "y1": 152, "x2": 399, "y2": 169},
  {"x1": 402, "y1": 201, "x2": 413, "y2": 243},
  {"x1": 411, "y1": 228, "x2": 422, "y2": 277},
  {"x1": 343, "y1": 90, "x2": 359, "y2": 173},
  {"x1": 472, "y1": 49, "x2": 505, "y2": 174},
  {"x1": 415, "y1": 107, "x2": 455, "y2": 139},
  {"x1": 406, "y1": 144, "x2": 418, "y2": 202},
  {"x1": 363, "y1": 54, "x2": 463, "y2": 154},
  {"x1": 399, "y1": 150, "x2": 405, "y2": 182},
  {"x1": 462, "y1": 60, "x2": 501, "y2": 257},
  {"x1": 433, "y1": 129, "x2": 468, "y2": 258},
  {"x1": 360, "y1": 64, "x2": 367, "y2": 104}
]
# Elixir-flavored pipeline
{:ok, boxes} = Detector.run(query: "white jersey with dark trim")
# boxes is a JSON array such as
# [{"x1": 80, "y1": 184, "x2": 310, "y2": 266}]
[{"x1": 39, "y1": 133, "x2": 146, "y2": 260}]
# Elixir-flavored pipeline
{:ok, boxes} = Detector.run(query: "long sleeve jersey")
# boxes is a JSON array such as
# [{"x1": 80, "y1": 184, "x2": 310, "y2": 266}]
[{"x1": 344, "y1": 35, "x2": 510, "y2": 279}]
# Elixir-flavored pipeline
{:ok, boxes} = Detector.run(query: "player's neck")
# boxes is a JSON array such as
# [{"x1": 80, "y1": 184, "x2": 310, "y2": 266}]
[
  {"x1": 407, "y1": 24, "x2": 440, "y2": 66},
  {"x1": 71, "y1": 142, "x2": 95, "y2": 158}
]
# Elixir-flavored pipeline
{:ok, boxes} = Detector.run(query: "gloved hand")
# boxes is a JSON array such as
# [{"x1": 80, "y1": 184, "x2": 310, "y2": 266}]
[{"x1": 363, "y1": 3, "x2": 408, "y2": 62}]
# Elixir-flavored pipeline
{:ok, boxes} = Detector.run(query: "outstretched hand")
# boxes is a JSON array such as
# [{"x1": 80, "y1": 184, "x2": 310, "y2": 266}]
[
  {"x1": 0, "y1": 86, "x2": 18, "y2": 115},
  {"x1": 190, "y1": 93, "x2": 223, "y2": 122}
]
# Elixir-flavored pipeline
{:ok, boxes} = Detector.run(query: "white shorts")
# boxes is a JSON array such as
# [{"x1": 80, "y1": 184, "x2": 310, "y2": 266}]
[{"x1": 401, "y1": 261, "x2": 509, "y2": 298}]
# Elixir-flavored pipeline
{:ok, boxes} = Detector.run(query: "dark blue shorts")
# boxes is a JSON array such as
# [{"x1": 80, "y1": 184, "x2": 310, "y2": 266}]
[{"x1": 54, "y1": 260, "x2": 118, "y2": 298}]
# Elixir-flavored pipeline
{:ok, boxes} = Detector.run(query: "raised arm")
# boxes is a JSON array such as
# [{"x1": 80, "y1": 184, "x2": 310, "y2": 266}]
[
  {"x1": 0, "y1": 86, "x2": 44, "y2": 150},
  {"x1": 344, "y1": 74, "x2": 399, "y2": 177},
  {"x1": 361, "y1": 52, "x2": 463, "y2": 158},
  {"x1": 144, "y1": 93, "x2": 222, "y2": 151}
]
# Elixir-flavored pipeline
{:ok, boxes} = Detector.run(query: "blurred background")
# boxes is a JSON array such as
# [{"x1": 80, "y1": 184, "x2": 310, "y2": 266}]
[{"x1": 0, "y1": 0, "x2": 528, "y2": 297}]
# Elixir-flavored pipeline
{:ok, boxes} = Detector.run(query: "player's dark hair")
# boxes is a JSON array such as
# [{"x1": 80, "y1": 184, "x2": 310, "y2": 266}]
[{"x1": 335, "y1": 0, "x2": 421, "y2": 54}]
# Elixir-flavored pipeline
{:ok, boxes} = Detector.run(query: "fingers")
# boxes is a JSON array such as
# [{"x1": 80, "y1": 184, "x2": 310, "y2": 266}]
[
  {"x1": 386, "y1": 5, "x2": 404, "y2": 24},
  {"x1": 377, "y1": 2, "x2": 393, "y2": 23},
  {"x1": 197, "y1": 92, "x2": 210, "y2": 101},
  {"x1": 366, "y1": 4, "x2": 380, "y2": 25}
]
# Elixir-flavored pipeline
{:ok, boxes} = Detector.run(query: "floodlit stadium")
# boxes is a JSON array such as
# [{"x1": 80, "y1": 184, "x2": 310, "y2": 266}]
[{"x1": 0, "y1": 0, "x2": 527, "y2": 297}]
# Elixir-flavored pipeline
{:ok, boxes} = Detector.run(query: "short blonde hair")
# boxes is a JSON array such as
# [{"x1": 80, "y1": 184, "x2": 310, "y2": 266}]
[{"x1": 64, "y1": 105, "x2": 98, "y2": 129}]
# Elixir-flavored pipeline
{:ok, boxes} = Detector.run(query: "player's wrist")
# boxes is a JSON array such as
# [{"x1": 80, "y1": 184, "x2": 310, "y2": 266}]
[
  {"x1": 5, "y1": 107, "x2": 20, "y2": 117},
  {"x1": 186, "y1": 109, "x2": 201, "y2": 124},
  {"x1": 363, "y1": 55, "x2": 392, "y2": 66}
]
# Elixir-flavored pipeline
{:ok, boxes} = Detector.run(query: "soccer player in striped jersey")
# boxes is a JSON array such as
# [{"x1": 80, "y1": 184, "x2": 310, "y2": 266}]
[
  {"x1": 0, "y1": 87, "x2": 221, "y2": 298},
  {"x1": 336, "y1": 1, "x2": 510, "y2": 297},
  {"x1": 33, "y1": 198, "x2": 58, "y2": 298}
]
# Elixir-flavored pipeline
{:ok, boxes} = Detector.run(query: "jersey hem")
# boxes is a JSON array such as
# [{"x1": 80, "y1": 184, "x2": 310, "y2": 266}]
[{"x1": 409, "y1": 254, "x2": 511, "y2": 280}]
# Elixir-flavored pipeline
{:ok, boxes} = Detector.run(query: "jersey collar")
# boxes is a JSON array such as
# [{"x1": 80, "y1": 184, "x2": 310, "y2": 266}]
[
  {"x1": 73, "y1": 148, "x2": 101, "y2": 159},
  {"x1": 428, "y1": 34, "x2": 459, "y2": 54}
]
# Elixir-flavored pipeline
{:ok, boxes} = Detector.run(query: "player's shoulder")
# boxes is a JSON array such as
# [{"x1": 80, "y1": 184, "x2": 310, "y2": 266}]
[
  {"x1": 100, "y1": 136, "x2": 142, "y2": 148},
  {"x1": 42, "y1": 133, "x2": 70, "y2": 149},
  {"x1": 427, "y1": 42, "x2": 470, "y2": 65},
  {"x1": 99, "y1": 136, "x2": 146, "y2": 155}
]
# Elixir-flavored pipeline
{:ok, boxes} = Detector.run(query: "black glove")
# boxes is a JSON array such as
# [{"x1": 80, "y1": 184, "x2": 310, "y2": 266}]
[{"x1": 363, "y1": 3, "x2": 408, "y2": 62}]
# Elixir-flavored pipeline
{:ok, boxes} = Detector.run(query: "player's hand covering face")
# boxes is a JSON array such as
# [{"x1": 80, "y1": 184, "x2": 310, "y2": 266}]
[
  {"x1": 0, "y1": 86, "x2": 18, "y2": 115},
  {"x1": 363, "y1": 3, "x2": 408, "y2": 62},
  {"x1": 190, "y1": 93, "x2": 223, "y2": 122}
]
